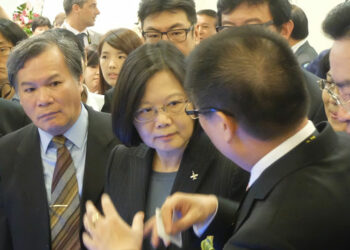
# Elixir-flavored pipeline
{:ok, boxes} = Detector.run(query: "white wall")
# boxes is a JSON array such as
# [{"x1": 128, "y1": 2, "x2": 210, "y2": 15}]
[{"x1": 2, "y1": 0, "x2": 345, "y2": 52}]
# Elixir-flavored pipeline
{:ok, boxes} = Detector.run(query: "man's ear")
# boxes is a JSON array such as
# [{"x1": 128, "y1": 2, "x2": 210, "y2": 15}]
[
  {"x1": 216, "y1": 111, "x2": 238, "y2": 143},
  {"x1": 279, "y1": 20, "x2": 294, "y2": 40},
  {"x1": 72, "y1": 4, "x2": 81, "y2": 13}
]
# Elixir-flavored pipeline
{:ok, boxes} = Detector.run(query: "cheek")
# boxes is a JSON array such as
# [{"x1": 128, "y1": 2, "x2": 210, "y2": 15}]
[{"x1": 134, "y1": 123, "x2": 154, "y2": 145}]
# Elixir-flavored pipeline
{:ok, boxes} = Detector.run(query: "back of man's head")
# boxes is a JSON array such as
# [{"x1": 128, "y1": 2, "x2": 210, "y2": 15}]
[
  {"x1": 323, "y1": 1, "x2": 350, "y2": 40},
  {"x1": 32, "y1": 16, "x2": 52, "y2": 32},
  {"x1": 290, "y1": 4, "x2": 308, "y2": 40},
  {"x1": 138, "y1": 0, "x2": 196, "y2": 28},
  {"x1": 7, "y1": 30, "x2": 83, "y2": 88},
  {"x1": 197, "y1": 9, "x2": 217, "y2": 19},
  {"x1": 185, "y1": 26, "x2": 309, "y2": 140},
  {"x1": 63, "y1": 0, "x2": 87, "y2": 15},
  {"x1": 217, "y1": 0, "x2": 291, "y2": 28}
]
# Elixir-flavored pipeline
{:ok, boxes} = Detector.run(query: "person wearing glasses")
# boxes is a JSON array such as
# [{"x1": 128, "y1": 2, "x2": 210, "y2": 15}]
[
  {"x1": 215, "y1": 0, "x2": 327, "y2": 125},
  {"x1": 319, "y1": 2, "x2": 350, "y2": 133},
  {"x1": 0, "y1": 18, "x2": 27, "y2": 100},
  {"x1": 138, "y1": 0, "x2": 197, "y2": 56},
  {"x1": 83, "y1": 41, "x2": 249, "y2": 250}
]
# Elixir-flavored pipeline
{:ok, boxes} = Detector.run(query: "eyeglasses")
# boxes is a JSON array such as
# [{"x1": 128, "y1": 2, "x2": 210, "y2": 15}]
[
  {"x1": 142, "y1": 26, "x2": 193, "y2": 43},
  {"x1": 318, "y1": 79, "x2": 350, "y2": 112},
  {"x1": 134, "y1": 98, "x2": 189, "y2": 123},
  {"x1": 216, "y1": 20, "x2": 274, "y2": 32},
  {"x1": 185, "y1": 103, "x2": 234, "y2": 119},
  {"x1": 0, "y1": 46, "x2": 12, "y2": 56}
]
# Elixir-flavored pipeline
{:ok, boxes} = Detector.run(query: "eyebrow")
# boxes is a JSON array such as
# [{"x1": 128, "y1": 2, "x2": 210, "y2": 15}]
[
  {"x1": 144, "y1": 23, "x2": 188, "y2": 32},
  {"x1": 20, "y1": 74, "x2": 61, "y2": 86},
  {"x1": 222, "y1": 18, "x2": 263, "y2": 25},
  {"x1": 139, "y1": 93, "x2": 187, "y2": 105}
]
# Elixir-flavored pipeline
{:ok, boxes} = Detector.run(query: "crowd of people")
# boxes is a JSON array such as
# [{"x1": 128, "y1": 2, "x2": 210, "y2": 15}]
[{"x1": 0, "y1": 0, "x2": 350, "y2": 249}]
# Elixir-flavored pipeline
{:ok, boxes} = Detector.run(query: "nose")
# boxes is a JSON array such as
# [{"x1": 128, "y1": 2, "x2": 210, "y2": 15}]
[
  {"x1": 336, "y1": 105, "x2": 350, "y2": 122},
  {"x1": 154, "y1": 108, "x2": 172, "y2": 128},
  {"x1": 108, "y1": 59, "x2": 116, "y2": 69},
  {"x1": 160, "y1": 33, "x2": 169, "y2": 41},
  {"x1": 36, "y1": 87, "x2": 53, "y2": 107}
]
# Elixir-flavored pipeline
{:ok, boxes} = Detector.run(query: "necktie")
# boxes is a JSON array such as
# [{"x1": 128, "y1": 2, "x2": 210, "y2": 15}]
[
  {"x1": 50, "y1": 136, "x2": 80, "y2": 250},
  {"x1": 76, "y1": 32, "x2": 86, "y2": 48}
]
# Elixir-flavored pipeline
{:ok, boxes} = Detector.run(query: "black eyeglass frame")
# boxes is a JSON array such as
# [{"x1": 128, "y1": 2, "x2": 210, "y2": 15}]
[
  {"x1": 185, "y1": 103, "x2": 234, "y2": 119},
  {"x1": 142, "y1": 26, "x2": 194, "y2": 43}
]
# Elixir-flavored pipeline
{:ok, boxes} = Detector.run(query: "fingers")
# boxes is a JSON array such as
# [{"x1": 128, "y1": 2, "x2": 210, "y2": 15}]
[
  {"x1": 143, "y1": 216, "x2": 155, "y2": 238},
  {"x1": 82, "y1": 232, "x2": 96, "y2": 250},
  {"x1": 101, "y1": 194, "x2": 117, "y2": 219},
  {"x1": 132, "y1": 211, "x2": 144, "y2": 234},
  {"x1": 84, "y1": 200, "x2": 102, "y2": 234},
  {"x1": 161, "y1": 197, "x2": 175, "y2": 235}
]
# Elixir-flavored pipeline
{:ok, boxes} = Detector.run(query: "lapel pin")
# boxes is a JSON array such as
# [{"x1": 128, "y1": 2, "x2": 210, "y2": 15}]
[{"x1": 190, "y1": 171, "x2": 198, "y2": 181}]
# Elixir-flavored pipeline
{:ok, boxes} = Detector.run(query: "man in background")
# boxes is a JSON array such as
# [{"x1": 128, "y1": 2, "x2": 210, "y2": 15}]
[
  {"x1": 32, "y1": 16, "x2": 52, "y2": 36},
  {"x1": 62, "y1": 0, "x2": 100, "y2": 47},
  {"x1": 195, "y1": 9, "x2": 217, "y2": 44},
  {"x1": 288, "y1": 4, "x2": 318, "y2": 67}
]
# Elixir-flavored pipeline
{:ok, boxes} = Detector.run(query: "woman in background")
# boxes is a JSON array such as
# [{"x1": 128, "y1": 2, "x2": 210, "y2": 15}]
[
  {"x1": 88, "y1": 41, "x2": 249, "y2": 250},
  {"x1": 84, "y1": 44, "x2": 102, "y2": 94}
]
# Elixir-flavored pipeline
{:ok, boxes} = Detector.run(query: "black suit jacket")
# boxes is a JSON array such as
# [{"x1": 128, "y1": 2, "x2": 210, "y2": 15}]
[
  {"x1": 0, "y1": 107, "x2": 120, "y2": 250},
  {"x1": 0, "y1": 98, "x2": 31, "y2": 137},
  {"x1": 105, "y1": 130, "x2": 249, "y2": 250},
  {"x1": 206, "y1": 122, "x2": 350, "y2": 249},
  {"x1": 295, "y1": 41, "x2": 318, "y2": 68},
  {"x1": 101, "y1": 87, "x2": 114, "y2": 113}
]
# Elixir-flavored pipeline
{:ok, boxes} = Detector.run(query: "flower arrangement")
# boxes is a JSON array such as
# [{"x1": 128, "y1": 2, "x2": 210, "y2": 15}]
[{"x1": 12, "y1": 3, "x2": 40, "y2": 36}]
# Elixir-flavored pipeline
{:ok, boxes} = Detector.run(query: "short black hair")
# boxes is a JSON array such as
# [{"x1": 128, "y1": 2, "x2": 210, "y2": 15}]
[
  {"x1": 290, "y1": 4, "x2": 308, "y2": 40},
  {"x1": 197, "y1": 9, "x2": 217, "y2": 18},
  {"x1": 217, "y1": 0, "x2": 291, "y2": 29},
  {"x1": 63, "y1": 0, "x2": 88, "y2": 15},
  {"x1": 0, "y1": 18, "x2": 27, "y2": 46},
  {"x1": 323, "y1": 1, "x2": 350, "y2": 39},
  {"x1": 86, "y1": 44, "x2": 99, "y2": 67},
  {"x1": 138, "y1": 0, "x2": 197, "y2": 28},
  {"x1": 32, "y1": 16, "x2": 52, "y2": 32},
  {"x1": 185, "y1": 26, "x2": 309, "y2": 140},
  {"x1": 112, "y1": 41, "x2": 186, "y2": 146},
  {"x1": 7, "y1": 29, "x2": 83, "y2": 88}
]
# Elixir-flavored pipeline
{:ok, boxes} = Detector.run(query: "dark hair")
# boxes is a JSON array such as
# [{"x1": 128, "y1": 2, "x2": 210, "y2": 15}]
[
  {"x1": 86, "y1": 44, "x2": 99, "y2": 67},
  {"x1": 0, "y1": 18, "x2": 27, "y2": 46},
  {"x1": 323, "y1": 2, "x2": 350, "y2": 39},
  {"x1": 138, "y1": 0, "x2": 197, "y2": 28},
  {"x1": 112, "y1": 41, "x2": 186, "y2": 146},
  {"x1": 185, "y1": 26, "x2": 309, "y2": 140},
  {"x1": 7, "y1": 29, "x2": 83, "y2": 88},
  {"x1": 217, "y1": 0, "x2": 291, "y2": 29},
  {"x1": 197, "y1": 9, "x2": 217, "y2": 18},
  {"x1": 98, "y1": 28, "x2": 143, "y2": 93},
  {"x1": 63, "y1": 0, "x2": 87, "y2": 15},
  {"x1": 32, "y1": 16, "x2": 52, "y2": 32},
  {"x1": 290, "y1": 4, "x2": 308, "y2": 40}
]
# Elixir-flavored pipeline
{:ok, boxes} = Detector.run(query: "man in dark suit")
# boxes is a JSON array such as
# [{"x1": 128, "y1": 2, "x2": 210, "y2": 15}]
[
  {"x1": 0, "y1": 98, "x2": 30, "y2": 137},
  {"x1": 289, "y1": 4, "x2": 318, "y2": 67},
  {"x1": 215, "y1": 0, "x2": 326, "y2": 125},
  {"x1": 81, "y1": 26, "x2": 350, "y2": 250},
  {"x1": 0, "y1": 31, "x2": 119, "y2": 249}
]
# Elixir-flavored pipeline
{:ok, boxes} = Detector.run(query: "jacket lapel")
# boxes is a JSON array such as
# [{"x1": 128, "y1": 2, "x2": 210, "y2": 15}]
[{"x1": 235, "y1": 122, "x2": 336, "y2": 231}]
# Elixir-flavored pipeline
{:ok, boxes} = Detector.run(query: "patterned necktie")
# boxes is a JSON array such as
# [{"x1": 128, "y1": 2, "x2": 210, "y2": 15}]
[{"x1": 50, "y1": 136, "x2": 81, "y2": 250}]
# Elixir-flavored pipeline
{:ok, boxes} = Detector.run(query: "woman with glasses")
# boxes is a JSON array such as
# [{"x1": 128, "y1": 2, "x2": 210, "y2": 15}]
[
  {"x1": 0, "y1": 18, "x2": 27, "y2": 100},
  {"x1": 92, "y1": 41, "x2": 248, "y2": 250}
]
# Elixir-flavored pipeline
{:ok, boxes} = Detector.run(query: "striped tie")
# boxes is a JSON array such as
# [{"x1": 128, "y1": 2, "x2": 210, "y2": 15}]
[{"x1": 50, "y1": 136, "x2": 80, "y2": 250}]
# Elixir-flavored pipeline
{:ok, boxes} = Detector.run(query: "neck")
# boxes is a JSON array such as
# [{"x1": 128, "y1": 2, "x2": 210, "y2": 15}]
[
  {"x1": 153, "y1": 148, "x2": 186, "y2": 173},
  {"x1": 66, "y1": 15, "x2": 86, "y2": 32},
  {"x1": 235, "y1": 118, "x2": 309, "y2": 172},
  {"x1": 288, "y1": 38, "x2": 300, "y2": 47}
]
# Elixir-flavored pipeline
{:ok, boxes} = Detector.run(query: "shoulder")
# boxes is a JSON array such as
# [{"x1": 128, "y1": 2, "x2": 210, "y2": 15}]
[{"x1": 108, "y1": 143, "x2": 150, "y2": 162}]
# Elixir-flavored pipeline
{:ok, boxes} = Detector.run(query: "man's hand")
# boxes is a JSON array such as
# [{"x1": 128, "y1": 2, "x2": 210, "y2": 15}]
[
  {"x1": 144, "y1": 192, "x2": 218, "y2": 248},
  {"x1": 83, "y1": 194, "x2": 144, "y2": 250}
]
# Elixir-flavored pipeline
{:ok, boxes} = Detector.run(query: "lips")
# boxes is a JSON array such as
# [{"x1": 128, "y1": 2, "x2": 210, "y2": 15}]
[
  {"x1": 108, "y1": 73, "x2": 118, "y2": 79},
  {"x1": 38, "y1": 111, "x2": 59, "y2": 120},
  {"x1": 155, "y1": 132, "x2": 177, "y2": 140}
]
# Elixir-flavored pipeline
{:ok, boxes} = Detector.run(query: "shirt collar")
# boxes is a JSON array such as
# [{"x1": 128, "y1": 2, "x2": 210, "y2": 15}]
[
  {"x1": 63, "y1": 21, "x2": 88, "y2": 35},
  {"x1": 291, "y1": 38, "x2": 307, "y2": 53},
  {"x1": 39, "y1": 103, "x2": 88, "y2": 152},
  {"x1": 247, "y1": 120, "x2": 316, "y2": 188}
]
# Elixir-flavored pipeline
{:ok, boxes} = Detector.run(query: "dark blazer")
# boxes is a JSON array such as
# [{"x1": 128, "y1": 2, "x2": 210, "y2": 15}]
[
  {"x1": 102, "y1": 72, "x2": 327, "y2": 125},
  {"x1": 295, "y1": 41, "x2": 318, "y2": 68},
  {"x1": 206, "y1": 122, "x2": 350, "y2": 249},
  {"x1": 302, "y1": 69, "x2": 326, "y2": 125},
  {"x1": 0, "y1": 107, "x2": 120, "y2": 250},
  {"x1": 105, "y1": 130, "x2": 250, "y2": 250},
  {"x1": 101, "y1": 87, "x2": 114, "y2": 113},
  {"x1": 0, "y1": 98, "x2": 31, "y2": 137}
]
